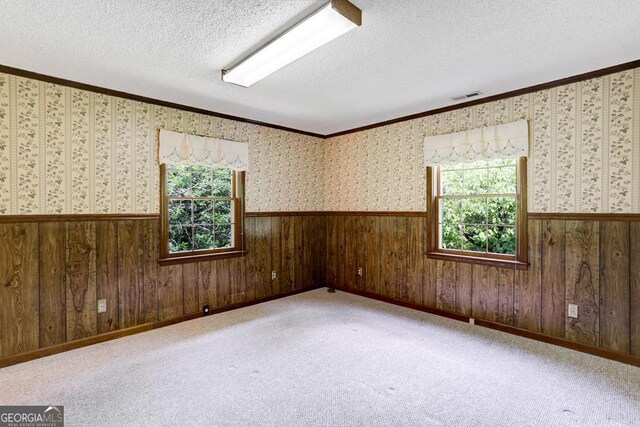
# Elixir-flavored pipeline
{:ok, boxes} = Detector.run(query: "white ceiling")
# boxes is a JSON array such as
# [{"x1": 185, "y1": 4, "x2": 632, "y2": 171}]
[{"x1": 1, "y1": 0, "x2": 639, "y2": 135}]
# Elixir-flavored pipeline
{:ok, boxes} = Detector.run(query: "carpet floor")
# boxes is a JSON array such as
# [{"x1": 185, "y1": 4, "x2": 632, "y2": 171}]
[{"x1": 1, "y1": 289, "x2": 639, "y2": 426}]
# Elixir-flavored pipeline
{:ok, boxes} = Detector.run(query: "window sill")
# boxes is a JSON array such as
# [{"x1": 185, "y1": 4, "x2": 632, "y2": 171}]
[
  {"x1": 159, "y1": 250, "x2": 246, "y2": 266},
  {"x1": 425, "y1": 251, "x2": 528, "y2": 270}
]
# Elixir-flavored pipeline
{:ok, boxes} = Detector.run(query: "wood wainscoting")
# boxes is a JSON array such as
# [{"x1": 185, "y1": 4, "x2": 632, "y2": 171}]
[
  {"x1": 325, "y1": 214, "x2": 640, "y2": 362},
  {"x1": 0, "y1": 214, "x2": 326, "y2": 363}
]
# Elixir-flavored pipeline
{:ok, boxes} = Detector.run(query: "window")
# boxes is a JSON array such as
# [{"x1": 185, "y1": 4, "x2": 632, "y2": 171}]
[
  {"x1": 427, "y1": 157, "x2": 527, "y2": 269},
  {"x1": 160, "y1": 164, "x2": 245, "y2": 265}
]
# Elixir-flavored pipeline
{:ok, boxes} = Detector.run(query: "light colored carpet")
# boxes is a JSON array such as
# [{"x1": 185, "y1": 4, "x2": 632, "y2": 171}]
[{"x1": 1, "y1": 288, "x2": 639, "y2": 426}]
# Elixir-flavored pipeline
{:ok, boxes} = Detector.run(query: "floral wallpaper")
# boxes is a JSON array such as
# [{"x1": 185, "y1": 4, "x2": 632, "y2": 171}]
[
  {"x1": 324, "y1": 68, "x2": 640, "y2": 213},
  {"x1": 0, "y1": 72, "x2": 325, "y2": 214},
  {"x1": 1, "y1": 67, "x2": 638, "y2": 215}
]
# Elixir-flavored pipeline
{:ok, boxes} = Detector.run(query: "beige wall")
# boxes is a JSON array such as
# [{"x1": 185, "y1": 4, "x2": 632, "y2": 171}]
[
  {"x1": 0, "y1": 72, "x2": 325, "y2": 214},
  {"x1": 325, "y1": 67, "x2": 640, "y2": 213}
]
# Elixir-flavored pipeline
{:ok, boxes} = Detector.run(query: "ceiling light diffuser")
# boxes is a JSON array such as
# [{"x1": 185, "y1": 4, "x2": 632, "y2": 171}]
[{"x1": 222, "y1": 0, "x2": 362, "y2": 87}]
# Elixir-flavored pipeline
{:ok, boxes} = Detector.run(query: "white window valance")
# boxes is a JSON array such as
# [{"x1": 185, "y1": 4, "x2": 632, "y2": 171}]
[
  {"x1": 423, "y1": 119, "x2": 529, "y2": 166},
  {"x1": 159, "y1": 129, "x2": 249, "y2": 171}
]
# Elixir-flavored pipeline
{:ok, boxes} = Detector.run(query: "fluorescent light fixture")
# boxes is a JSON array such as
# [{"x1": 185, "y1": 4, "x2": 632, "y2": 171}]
[{"x1": 222, "y1": 0, "x2": 362, "y2": 87}]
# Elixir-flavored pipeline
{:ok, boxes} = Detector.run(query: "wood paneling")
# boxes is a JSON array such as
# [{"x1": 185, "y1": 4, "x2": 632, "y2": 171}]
[
  {"x1": 406, "y1": 216, "x2": 424, "y2": 304},
  {"x1": 395, "y1": 217, "x2": 409, "y2": 301},
  {"x1": 541, "y1": 220, "x2": 566, "y2": 337},
  {"x1": 631, "y1": 223, "x2": 640, "y2": 356},
  {"x1": 117, "y1": 221, "x2": 145, "y2": 328},
  {"x1": 0, "y1": 215, "x2": 321, "y2": 362},
  {"x1": 270, "y1": 217, "x2": 282, "y2": 295},
  {"x1": 280, "y1": 216, "x2": 295, "y2": 293},
  {"x1": 229, "y1": 256, "x2": 246, "y2": 304},
  {"x1": 0, "y1": 224, "x2": 39, "y2": 357},
  {"x1": 2, "y1": 212, "x2": 639, "y2": 365},
  {"x1": 244, "y1": 216, "x2": 257, "y2": 302},
  {"x1": 497, "y1": 267, "x2": 515, "y2": 326},
  {"x1": 158, "y1": 264, "x2": 184, "y2": 321},
  {"x1": 38, "y1": 223, "x2": 66, "y2": 346},
  {"x1": 182, "y1": 263, "x2": 199, "y2": 315},
  {"x1": 514, "y1": 220, "x2": 542, "y2": 332},
  {"x1": 142, "y1": 220, "x2": 159, "y2": 323},
  {"x1": 599, "y1": 222, "x2": 630, "y2": 353},
  {"x1": 565, "y1": 221, "x2": 600, "y2": 346},
  {"x1": 65, "y1": 222, "x2": 97, "y2": 340},
  {"x1": 455, "y1": 263, "x2": 472, "y2": 315},
  {"x1": 326, "y1": 216, "x2": 337, "y2": 286},
  {"x1": 472, "y1": 265, "x2": 499, "y2": 322},
  {"x1": 436, "y1": 260, "x2": 456, "y2": 312},
  {"x1": 216, "y1": 259, "x2": 231, "y2": 307},
  {"x1": 328, "y1": 213, "x2": 640, "y2": 362},
  {"x1": 312, "y1": 215, "x2": 327, "y2": 287},
  {"x1": 96, "y1": 221, "x2": 119, "y2": 334},
  {"x1": 364, "y1": 216, "x2": 380, "y2": 294},
  {"x1": 198, "y1": 261, "x2": 216, "y2": 309},
  {"x1": 255, "y1": 217, "x2": 272, "y2": 298}
]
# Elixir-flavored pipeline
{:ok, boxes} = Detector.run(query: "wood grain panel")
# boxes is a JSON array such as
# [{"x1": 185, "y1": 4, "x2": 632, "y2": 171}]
[
  {"x1": 0, "y1": 224, "x2": 39, "y2": 357},
  {"x1": 38, "y1": 222, "x2": 66, "y2": 346},
  {"x1": 117, "y1": 221, "x2": 145, "y2": 328},
  {"x1": 436, "y1": 260, "x2": 456, "y2": 312},
  {"x1": 216, "y1": 258, "x2": 232, "y2": 307},
  {"x1": 244, "y1": 216, "x2": 257, "y2": 301},
  {"x1": 158, "y1": 264, "x2": 184, "y2": 321},
  {"x1": 631, "y1": 223, "x2": 640, "y2": 356},
  {"x1": 336, "y1": 217, "x2": 346, "y2": 287},
  {"x1": 456, "y1": 262, "x2": 472, "y2": 315},
  {"x1": 303, "y1": 216, "x2": 315, "y2": 289},
  {"x1": 312, "y1": 216, "x2": 327, "y2": 287},
  {"x1": 565, "y1": 221, "x2": 599, "y2": 345},
  {"x1": 229, "y1": 255, "x2": 246, "y2": 304},
  {"x1": 497, "y1": 267, "x2": 515, "y2": 326},
  {"x1": 182, "y1": 263, "x2": 199, "y2": 314},
  {"x1": 364, "y1": 216, "x2": 380, "y2": 294},
  {"x1": 405, "y1": 217, "x2": 424, "y2": 304},
  {"x1": 270, "y1": 217, "x2": 282, "y2": 295},
  {"x1": 66, "y1": 222, "x2": 97, "y2": 340},
  {"x1": 381, "y1": 217, "x2": 396, "y2": 299},
  {"x1": 142, "y1": 220, "x2": 159, "y2": 323},
  {"x1": 280, "y1": 216, "x2": 295, "y2": 293},
  {"x1": 541, "y1": 220, "x2": 566, "y2": 337},
  {"x1": 395, "y1": 217, "x2": 409, "y2": 301},
  {"x1": 325, "y1": 216, "x2": 337, "y2": 286},
  {"x1": 354, "y1": 217, "x2": 366, "y2": 290},
  {"x1": 343, "y1": 216, "x2": 356, "y2": 290},
  {"x1": 599, "y1": 222, "x2": 630, "y2": 353},
  {"x1": 96, "y1": 221, "x2": 119, "y2": 334},
  {"x1": 471, "y1": 265, "x2": 499, "y2": 322},
  {"x1": 514, "y1": 220, "x2": 542, "y2": 332},
  {"x1": 293, "y1": 216, "x2": 305, "y2": 289},
  {"x1": 254, "y1": 217, "x2": 271, "y2": 298},
  {"x1": 197, "y1": 261, "x2": 216, "y2": 308},
  {"x1": 423, "y1": 257, "x2": 438, "y2": 308}
]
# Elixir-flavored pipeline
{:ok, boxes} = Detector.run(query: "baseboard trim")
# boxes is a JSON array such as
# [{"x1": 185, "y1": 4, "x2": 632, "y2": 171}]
[
  {"x1": 332, "y1": 286, "x2": 640, "y2": 368},
  {"x1": 0, "y1": 285, "x2": 322, "y2": 369},
  {"x1": 0, "y1": 324, "x2": 153, "y2": 369},
  {"x1": 331, "y1": 286, "x2": 470, "y2": 322}
]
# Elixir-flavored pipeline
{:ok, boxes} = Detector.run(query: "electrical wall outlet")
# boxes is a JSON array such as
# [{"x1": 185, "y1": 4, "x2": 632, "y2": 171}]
[
  {"x1": 357, "y1": 267, "x2": 363, "y2": 277},
  {"x1": 272, "y1": 271, "x2": 277, "y2": 280},
  {"x1": 97, "y1": 299, "x2": 107, "y2": 314},
  {"x1": 568, "y1": 304, "x2": 578, "y2": 319}
]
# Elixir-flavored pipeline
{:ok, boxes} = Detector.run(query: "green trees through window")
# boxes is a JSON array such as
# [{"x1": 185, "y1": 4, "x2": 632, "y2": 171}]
[
  {"x1": 439, "y1": 159, "x2": 517, "y2": 255},
  {"x1": 167, "y1": 165, "x2": 235, "y2": 253}
]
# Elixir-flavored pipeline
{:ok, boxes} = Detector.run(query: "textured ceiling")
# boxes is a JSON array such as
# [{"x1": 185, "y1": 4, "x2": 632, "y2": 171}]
[{"x1": 1, "y1": 0, "x2": 639, "y2": 135}]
